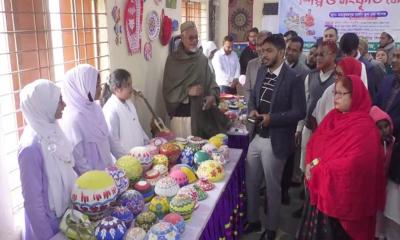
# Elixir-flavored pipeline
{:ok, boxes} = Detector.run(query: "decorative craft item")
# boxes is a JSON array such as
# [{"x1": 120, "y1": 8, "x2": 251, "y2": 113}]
[
  {"x1": 118, "y1": 190, "x2": 145, "y2": 216},
  {"x1": 59, "y1": 209, "x2": 95, "y2": 240},
  {"x1": 146, "y1": 222, "x2": 180, "y2": 239},
  {"x1": 152, "y1": 154, "x2": 169, "y2": 167},
  {"x1": 111, "y1": 206, "x2": 134, "y2": 228},
  {"x1": 146, "y1": 145, "x2": 159, "y2": 156},
  {"x1": 211, "y1": 150, "x2": 227, "y2": 165},
  {"x1": 177, "y1": 186, "x2": 199, "y2": 208},
  {"x1": 130, "y1": 146, "x2": 154, "y2": 171},
  {"x1": 149, "y1": 137, "x2": 168, "y2": 149},
  {"x1": 146, "y1": 11, "x2": 160, "y2": 41},
  {"x1": 201, "y1": 143, "x2": 217, "y2": 156},
  {"x1": 169, "y1": 169, "x2": 188, "y2": 187},
  {"x1": 170, "y1": 164, "x2": 197, "y2": 184},
  {"x1": 95, "y1": 216, "x2": 126, "y2": 240},
  {"x1": 112, "y1": 2, "x2": 122, "y2": 45},
  {"x1": 143, "y1": 42, "x2": 152, "y2": 61},
  {"x1": 194, "y1": 151, "x2": 211, "y2": 167},
  {"x1": 133, "y1": 180, "x2": 155, "y2": 203},
  {"x1": 149, "y1": 196, "x2": 170, "y2": 218},
  {"x1": 135, "y1": 211, "x2": 157, "y2": 232},
  {"x1": 163, "y1": 213, "x2": 185, "y2": 234},
  {"x1": 155, "y1": 130, "x2": 176, "y2": 141},
  {"x1": 187, "y1": 136, "x2": 208, "y2": 147},
  {"x1": 169, "y1": 194, "x2": 195, "y2": 221},
  {"x1": 159, "y1": 143, "x2": 181, "y2": 167},
  {"x1": 193, "y1": 185, "x2": 207, "y2": 201},
  {"x1": 71, "y1": 171, "x2": 118, "y2": 221},
  {"x1": 124, "y1": 227, "x2": 146, "y2": 240},
  {"x1": 125, "y1": 0, "x2": 144, "y2": 54},
  {"x1": 106, "y1": 165, "x2": 129, "y2": 195},
  {"x1": 196, "y1": 160, "x2": 225, "y2": 182},
  {"x1": 153, "y1": 164, "x2": 169, "y2": 177},
  {"x1": 228, "y1": 0, "x2": 253, "y2": 41},
  {"x1": 195, "y1": 178, "x2": 215, "y2": 191},
  {"x1": 159, "y1": 9, "x2": 173, "y2": 46},
  {"x1": 154, "y1": 176, "x2": 180, "y2": 198},
  {"x1": 208, "y1": 136, "x2": 224, "y2": 149},
  {"x1": 144, "y1": 169, "x2": 161, "y2": 186},
  {"x1": 180, "y1": 144, "x2": 201, "y2": 168},
  {"x1": 116, "y1": 156, "x2": 143, "y2": 183},
  {"x1": 173, "y1": 137, "x2": 187, "y2": 150}
]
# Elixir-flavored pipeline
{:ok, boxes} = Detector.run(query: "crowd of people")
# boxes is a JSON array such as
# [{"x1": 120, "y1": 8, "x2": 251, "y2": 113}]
[{"x1": 16, "y1": 19, "x2": 399, "y2": 240}]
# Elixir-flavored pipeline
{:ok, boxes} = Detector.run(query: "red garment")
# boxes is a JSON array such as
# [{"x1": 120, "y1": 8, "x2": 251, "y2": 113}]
[
  {"x1": 306, "y1": 75, "x2": 386, "y2": 240},
  {"x1": 337, "y1": 57, "x2": 362, "y2": 77},
  {"x1": 248, "y1": 42, "x2": 256, "y2": 51}
]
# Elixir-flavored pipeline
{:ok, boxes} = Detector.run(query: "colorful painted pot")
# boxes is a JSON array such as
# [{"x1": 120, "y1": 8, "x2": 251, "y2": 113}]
[
  {"x1": 59, "y1": 209, "x2": 95, "y2": 240},
  {"x1": 118, "y1": 190, "x2": 145, "y2": 216},
  {"x1": 149, "y1": 137, "x2": 168, "y2": 149},
  {"x1": 179, "y1": 144, "x2": 201, "y2": 168},
  {"x1": 130, "y1": 146, "x2": 154, "y2": 171},
  {"x1": 145, "y1": 222, "x2": 180, "y2": 239},
  {"x1": 144, "y1": 169, "x2": 161, "y2": 186},
  {"x1": 173, "y1": 137, "x2": 187, "y2": 150},
  {"x1": 187, "y1": 136, "x2": 207, "y2": 147},
  {"x1": 133, "y1": 180, "x2": 155, "y2": 203},
  {"x1": 215, "y1": 133, "x2": 228, "y2": 145},
  {"x1": 149, "y1": 196, "x2": 170, "y2": 218},
  {"x1": 71, "y1": 171, "x2": 118, "y2": 221},
  {"x1": 177, "y1": 186, "x2": 198, "y2": 208},
  {"x1": 208, "y1": 136, "x2": 224, "y2": 148},
  {"x1": 194, "y1": 151, "x2": 211, "y2": 167},
  {"x1": 211, "y1": 150, "x2": 227, "y2": 165},
  {"x1": 135, "y1": 211, "x2": 157, "y2": 232},
  {"x1": 154, "y1": 177, "x2": 180, "y2": 198},
  {"x1": 169, "y1": 169, "x2": 188, "y2": 187},
  {"x1": 111, "y1": 206, "x2": 134, "y2": 228},
  {"x1": 155, "y1": 130, "x2": 176, "y2": 141},
  {"x1": 152, "y1": 164, "x2": 168, "y2": 177},
  {"x1": 163, "y1": 213, "x2": 185, "y2": 234},
  {"x1": 152, "y1": 154, "x2": 169, "y2": 167},
  {"x1": 169, "y1": 194, "x2": 195, "y2": 221},
  {"x1": 116, "y1": 156, "x2": 143, "y2": 183},
  {"x1": 124, "y1": 227, "x2": 146, "y2": 240},
  {"x1": 196, "y1": 160, "x2": 225, "y2": 182},
  {"x1": 193, "y1": 184, "x2": 208, "y2": 201},
  {"x1": 170, "y1": 164, "x2": 197, "y2": 184},
  {"x1": 95, "y1": 216, "x2": 126, "y2": 240},
  {"x1": 106, "y1": 165, "x2": 129, "y2": 195},
  {"x1": 159, "y1": 143, "x2": 181, "y2": 167},
  {"x1": 146, "y1": 145, "x2": 159, "y2": 156},
  {"x1": 195, "y1": 178, "x2": 215, "y2": 191},
  {"x1": 201, "y1": 143, "x2": 217, "y2": 156}
]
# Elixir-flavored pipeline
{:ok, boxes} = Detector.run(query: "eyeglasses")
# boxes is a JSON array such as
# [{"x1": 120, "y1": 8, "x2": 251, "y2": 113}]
[{"x1": 332, "y1": 90, "x2": 351, "y2": 97}]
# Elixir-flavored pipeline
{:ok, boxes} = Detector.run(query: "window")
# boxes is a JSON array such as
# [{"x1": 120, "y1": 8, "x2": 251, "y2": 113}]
[
  {"x1": 181, "y1": 0, "x2": 208, "y2": 42},
  {"x1": 0, "y1": 0, "x2": 109, "y2": 232}
]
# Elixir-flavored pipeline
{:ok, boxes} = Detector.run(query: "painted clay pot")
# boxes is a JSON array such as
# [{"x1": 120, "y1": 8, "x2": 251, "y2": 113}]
[
  {"x1": 155, "y1": 130, "x2": 176, "y2": 141},
  {"x1": 111, "y1": 206, "x2": 134, "y2": 228},
  {"x1": 94, "y1": 216, "x2": 126, "y2": 240},
  {"x1": 169, "y1": 194, "x2": 195, "y2": 221},
  {"x1": 148, "y1": 196, "x2": 170, "y2": 219},
  {"x1": 211, "y1": 150, "x2": 227, "y2": 165},
  {"x1": 170, "y1": 164, "x2": 197, "y2": 184},
  {"x1": 135, "y1": 211, "x2": 157, "y2": 232},
  {"x1": 172, "y1": 137, "x2": 187, "y2": 150},
  {"x1": 179, "y1": 144, "x2": 201, "y2": 168},
  {"x1": 163, "y1": 213, "x2": 185, "y2": 234},
  {"x1": 196, "y1": 160, "x2": 225, "y2": 182},
  {"x1": 159, "y1": 143, "x2": 181, "y2": 167},
  {"x1": 154, "y1": 177, "x2": 180, "y2": 199},
  {"x1": 169, "y1": 169, "x2": 188, "y2": 187},
  {"x1": 149, "y1": 137, "x2": 168, "y2": 149},
  {"x1": 152, "y1": 164, "x2": 168, "y2": 177},
  {"x1": 116, "y1": 156, "x2": 143, "y2": 184},
  {"x1": 208, "y1": 136, "x2": 224, "y2": 148},
  {"x1": 130, "y1": 146, "x2": 154, "y2": 171},
  {"x1": 146, "y1": 145, "x2": 159, "y2": 156},
  {"x1": 187, "y1": 136, "x2": 207, "y2": 147},
  {"x1": 118, "y1": 190, "x2": 145, "y2": 216},
  {"x1": 195, "y1": 178, "x2": 215, "y2": 191},
  {"x1": 152, "y1": 154, "x2": 169, "y2": 168},
  {"x1": 194, "y1": 151, "x2": 211, "y2": 167},
  {"x1": 145, "y1": 222, "x2": 180, "y2": 239},
  {"x1": 215, "y1": 133, "x2": 228, "y2": 145},
  {"x1": 144, "y1": 169, "x2": 161, "y2": 186},
  {"x1": 106, "y1": 165, "x2": 129, "y2": 195},
  {"x1": 201, "y1": 143, "x2": 217, "y2": 156},
  {"x1": 133, "y1": 180, "x2": 155, "y2": 203},
  {"x1": 177, "y1": 186, "x2": 199, "y2": 209},
  {"x1": 193, "y1": 184, "x2": 208, "y2": 201},
  {"x1": 123, "y1": 227, "x2": 146, "y2": 240}
]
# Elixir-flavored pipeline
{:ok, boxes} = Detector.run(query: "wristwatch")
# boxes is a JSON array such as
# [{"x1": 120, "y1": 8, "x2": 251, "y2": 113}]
[{"x1": 310, "y1": 158, "x2": 320, "y2": 167}]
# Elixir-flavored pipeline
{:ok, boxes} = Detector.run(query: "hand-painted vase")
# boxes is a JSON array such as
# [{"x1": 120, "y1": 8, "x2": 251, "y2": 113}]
[
  {"x1": 179, "y1": 144, "x2": 201, "y2": 168},
  {"x1": 95, "y1": 216, "x2": 126, "y2": 240}
]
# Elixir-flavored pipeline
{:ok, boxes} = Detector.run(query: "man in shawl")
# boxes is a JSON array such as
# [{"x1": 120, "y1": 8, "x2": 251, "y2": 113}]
[{"x1": 163, "y1": 21, "x2": 228, "y2": 139}]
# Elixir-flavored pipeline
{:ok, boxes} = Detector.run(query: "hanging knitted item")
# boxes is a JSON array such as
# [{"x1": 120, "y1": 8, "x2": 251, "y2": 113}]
[
  {"x1": 159, "y1": 9, "x2": 173, "y2": 46},
  {"x1": 112, "y1": 1, "x2": 122, "y2": 45},
  {"x1": 124, "y1": 0, "x2": 144, "y2": 54}
]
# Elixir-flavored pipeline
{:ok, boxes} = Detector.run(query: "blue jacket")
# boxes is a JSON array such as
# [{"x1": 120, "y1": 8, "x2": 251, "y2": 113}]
[{"x1": 248, "y1": 62, "x2": 306, "y2": 159}]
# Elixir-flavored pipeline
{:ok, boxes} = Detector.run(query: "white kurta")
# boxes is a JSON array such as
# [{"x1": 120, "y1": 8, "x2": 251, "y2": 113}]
[
  {"x1": 212, "y1": 48, "x2": 240, "y2": 86},
  {"x1": 103, "y1": 95, "x2": 149, "y2": 152}
]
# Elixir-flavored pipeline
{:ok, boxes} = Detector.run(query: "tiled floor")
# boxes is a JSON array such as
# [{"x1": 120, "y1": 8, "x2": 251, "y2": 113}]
[{"x1": 240, "y1": 186, "x2": 304, "y2": 240}]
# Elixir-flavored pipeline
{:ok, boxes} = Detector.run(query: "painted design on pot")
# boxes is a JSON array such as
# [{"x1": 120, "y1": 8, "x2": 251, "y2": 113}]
[
  {"x1": 95, "y1": 216, "x2": 126, "y2": 240},
  {"x1": 118, "y1": 190, "x2": 145, "y2": 216},
  {"x1": 116, "y1": 156, "x2": 143, "y2": 184},
  {"x1": 106, "y1": 165, "x2": 129, "y2": 195}
]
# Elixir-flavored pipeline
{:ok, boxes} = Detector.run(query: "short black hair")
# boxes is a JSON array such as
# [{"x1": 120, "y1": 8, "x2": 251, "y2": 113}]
[
  {"x1": 262, "y1": 34, "x2": 286, "y2": 50},
  {"x1": 249, "y1": 27, "x2": 259, "y2": 34},
  {"x1": 339, "y1": 32, "x2": 359, "y2": 55},
  {"x1": 288, "y1": 36, "x2": 304, "y2": 51},
  {"x1": 223, "y1": 35, "x2": 234, "y2": 43},
  {"x1": 284, "y1": 30, "x2": 298, "y2": 38},
  {"x1": 324, "y1": 26, "x2": 338, "y2": 36}
]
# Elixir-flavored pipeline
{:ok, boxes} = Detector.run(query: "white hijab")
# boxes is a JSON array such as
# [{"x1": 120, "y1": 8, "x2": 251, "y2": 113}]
[
  {"x1": 202, "y1": 41, "x2": 218, "y2": 71},
  {"x1": 20, "y1": 79, "x2": 77, "y2": 217}
]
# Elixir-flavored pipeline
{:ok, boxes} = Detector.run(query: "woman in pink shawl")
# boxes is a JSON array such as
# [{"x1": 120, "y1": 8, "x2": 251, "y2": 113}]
[{"x1": 61, "y1": 64, "x2": 126, "y2": 175}]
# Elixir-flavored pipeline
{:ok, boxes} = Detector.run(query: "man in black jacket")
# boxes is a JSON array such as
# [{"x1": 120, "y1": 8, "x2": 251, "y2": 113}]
[{"x1": 240, "y1": 27, "x2": 259, "y2": 75}]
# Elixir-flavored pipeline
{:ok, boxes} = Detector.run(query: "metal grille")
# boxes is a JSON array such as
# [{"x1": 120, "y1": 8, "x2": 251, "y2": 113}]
[
  {"x1": 181, "y1": 0, "x2": 208, "y2": 42},
  {"x1": 0, "y1": 0, "x2": 109, "y2": 228}
]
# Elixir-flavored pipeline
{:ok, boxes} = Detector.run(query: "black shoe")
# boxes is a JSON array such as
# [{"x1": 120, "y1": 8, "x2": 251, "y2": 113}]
[
  {"x1": 260, "y1": 229, "x2": 276, "y2": 240},
  {"x1": 281, "y1": 191, "x2": 291, "y2": 205},
  {"x1": 243, "y1": 221, "x2": 262, "y2": 234},
  {"x1": 292, "y1": 206, "x2": 303, "y2": 218}
]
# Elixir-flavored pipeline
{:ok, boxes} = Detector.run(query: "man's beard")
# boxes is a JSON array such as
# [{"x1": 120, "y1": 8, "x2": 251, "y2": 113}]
[{"x1": 188, "y1": 47, "x2": 198, "y2": 53}]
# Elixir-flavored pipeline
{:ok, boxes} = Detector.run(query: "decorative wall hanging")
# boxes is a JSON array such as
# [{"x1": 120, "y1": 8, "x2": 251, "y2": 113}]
[
  {"x1": 124, "y1": 0, "x2": 144, "y2": 54},
  {"x1": 228, "y1": 0, "x2": 253, "y2": 41},
  {"x1": 166, "y1": 0, "x2": 177, "y2": 9},
  {"x1": 144, "y1": 42, "x2": 152, "y2": 61},
  {"x1": 159, "y1": 9, "x2": 173, "y2": 46},
  {"x1": 112, "y1": 1, "x2": 122, "y2": 45},
  {"x1": 147, "y1": 11, "x2": 160, "y2": 41}
]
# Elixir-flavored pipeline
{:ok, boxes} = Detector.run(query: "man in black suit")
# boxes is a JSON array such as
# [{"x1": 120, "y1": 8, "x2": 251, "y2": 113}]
[{"x1": 244, "y1": 34, "x2": 306, "y2": 240}]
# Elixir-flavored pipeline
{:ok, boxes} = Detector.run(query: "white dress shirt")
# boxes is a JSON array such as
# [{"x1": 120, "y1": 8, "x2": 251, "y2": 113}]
[{"x1": 212, "y1": 48, "x2": 240, "y2": 86}]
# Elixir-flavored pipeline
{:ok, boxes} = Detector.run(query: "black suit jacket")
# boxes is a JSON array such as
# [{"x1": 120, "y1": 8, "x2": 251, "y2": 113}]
[{"x1": 248, "y1": 63, "x2": 306, "y2": 159}]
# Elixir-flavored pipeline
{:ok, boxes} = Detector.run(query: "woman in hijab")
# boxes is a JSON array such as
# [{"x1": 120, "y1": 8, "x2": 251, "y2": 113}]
[
  {"x1": 61, "y1": 64, "x2": 126, "y2": 175},
  {"x1": 18, "y1": 80, "x2": 77, "y2": 240},
  {"x1": 297, "y1": 75, "x2": 385, "y2": 240},
  {"x1": 202, "y1": 40, "x2": 218, "y2": 72}
]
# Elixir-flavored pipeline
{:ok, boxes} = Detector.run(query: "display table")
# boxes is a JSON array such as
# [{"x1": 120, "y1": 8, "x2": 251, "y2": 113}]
[{"x1": 181, "y1": 148, "x2": 246, "y2": 240}]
